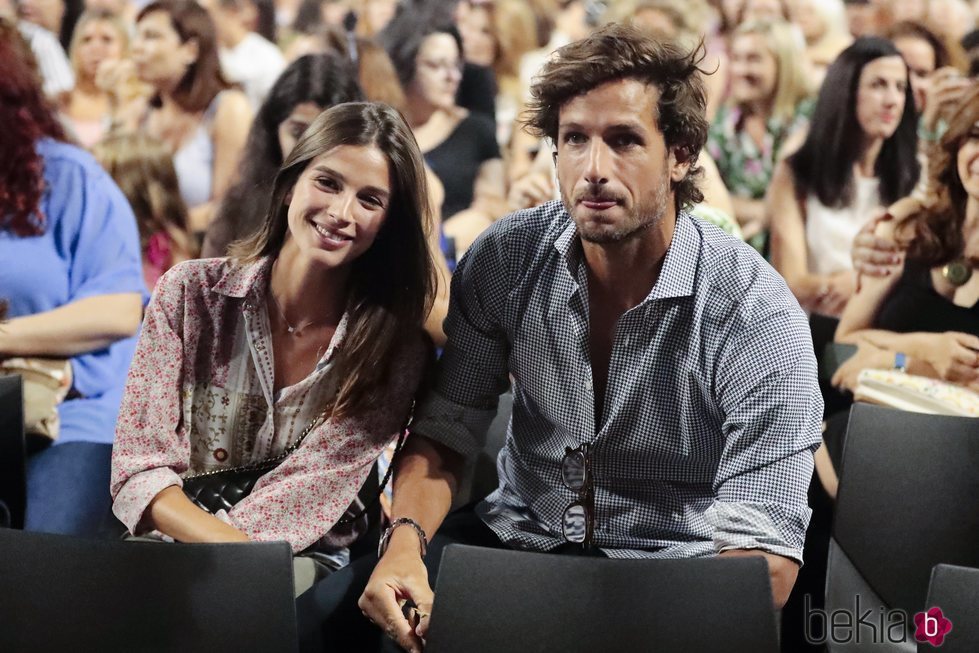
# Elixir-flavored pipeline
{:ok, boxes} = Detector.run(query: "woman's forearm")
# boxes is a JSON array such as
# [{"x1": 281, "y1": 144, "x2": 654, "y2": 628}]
[
  {"x1": 841, "y1": 329, "x2": 940, "y2": 376},
  {"x1": 0, "y1": 293, "x2": 142, "y2": 358},
  {"x1": 146, "y1": 485, "x2": 251, "y2": 544}
]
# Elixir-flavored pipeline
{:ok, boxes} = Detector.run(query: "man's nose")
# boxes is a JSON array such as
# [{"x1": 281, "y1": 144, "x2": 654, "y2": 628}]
[{"x1": 584, "y1": 141, "x2": 609, "y2": 185}]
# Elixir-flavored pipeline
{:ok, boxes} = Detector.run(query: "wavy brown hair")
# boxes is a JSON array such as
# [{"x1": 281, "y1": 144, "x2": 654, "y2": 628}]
[
  {"x1": 0, "y1": 18, "x2": 67, "y2": 237},
  {"x1": 522, "y1": 22, "x2": 709, "y2": 212},
  {"x1": 232, "y1": 102, "x2": 436, "y2": 418},
  {"x1": 897, "y1": 85, "x2": 979, "y2": 266}
]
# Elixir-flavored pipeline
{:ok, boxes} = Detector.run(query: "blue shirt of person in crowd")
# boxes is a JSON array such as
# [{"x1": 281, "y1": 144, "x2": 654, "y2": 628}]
[{"x1": 0, "y1": 138, "x2": 147, "y2": 445}]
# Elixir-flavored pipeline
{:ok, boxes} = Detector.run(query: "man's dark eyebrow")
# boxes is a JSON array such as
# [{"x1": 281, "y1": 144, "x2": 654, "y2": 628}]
[{"x1": 312, "y1": 165, "x2": 390, "y2": 199}]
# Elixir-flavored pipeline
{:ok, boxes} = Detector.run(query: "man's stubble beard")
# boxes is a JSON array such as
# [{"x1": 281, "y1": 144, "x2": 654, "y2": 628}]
[{"x1": 561, "y1": 172, "x2": 672, "y2": 245}]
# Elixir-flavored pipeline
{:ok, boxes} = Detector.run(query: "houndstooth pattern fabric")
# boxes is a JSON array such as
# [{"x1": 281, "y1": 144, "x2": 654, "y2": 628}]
[{"x1": 412, "y1": 200, "x2": 823, "y2": 563}]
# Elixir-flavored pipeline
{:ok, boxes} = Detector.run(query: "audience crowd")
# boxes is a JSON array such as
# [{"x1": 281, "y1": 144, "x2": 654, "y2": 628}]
[{"x1": 3, "y1": 0, "x2": 979, "y2": 650}]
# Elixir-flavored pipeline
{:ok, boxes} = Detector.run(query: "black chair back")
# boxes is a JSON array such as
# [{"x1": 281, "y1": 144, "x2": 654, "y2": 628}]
[
  {"x1": 826, "y1": 404, "x2": 979, "y2": 651},
  {"x1": 425, "y1": 544, "x2": 779, "y2": 653},
  {"x1": 0, "y1": 375, "x2": 26, "y2": 529},
  {"x1": 0, "y1": 529, "x2": 298, "y2": 652},
  {"x1": 920, "y1": 564, "x2": 979, "y2": 652}
]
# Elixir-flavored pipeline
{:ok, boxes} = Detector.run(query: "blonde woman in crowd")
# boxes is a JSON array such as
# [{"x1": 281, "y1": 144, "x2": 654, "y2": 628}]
[
  {"x1": 707, "y1": 19, "x2": 812, "y2": 253},
  {"x1": 787, "y1": 0, "x2": 852, "y2": 88},
  {"x1": 93, "y1": 133, "x2": 197, "y2": 289},
  {"x1": 60, "y1": 9, "x2": 131, "y2": 149}
]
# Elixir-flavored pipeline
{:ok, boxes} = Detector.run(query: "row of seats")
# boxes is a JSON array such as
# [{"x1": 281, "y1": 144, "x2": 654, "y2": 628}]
[{"x1": 1, "y1": 376, "x2": 978, "y2": 652}]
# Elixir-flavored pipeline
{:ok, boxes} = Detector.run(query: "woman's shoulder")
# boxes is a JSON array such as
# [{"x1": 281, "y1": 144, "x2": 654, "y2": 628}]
[{"x1": 155, "y1": 257, "x2": 237, "y2": 294}]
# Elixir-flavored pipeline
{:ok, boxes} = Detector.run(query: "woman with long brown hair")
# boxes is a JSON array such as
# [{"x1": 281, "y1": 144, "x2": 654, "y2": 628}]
[
  {"x1": 110, "y1": 102, "x2": 436, "y2": 593},
  {"x1": 833, "y1": 84, "x2": 979, "y2": 392},
  {"x1": 120, "y1": 0, "x2": 252, "y2": 234}
]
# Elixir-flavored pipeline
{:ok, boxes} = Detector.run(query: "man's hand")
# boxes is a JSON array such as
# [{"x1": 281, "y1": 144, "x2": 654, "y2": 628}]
[{"x1": 359, "y1": 532, "x2": 434, "y2": 653}]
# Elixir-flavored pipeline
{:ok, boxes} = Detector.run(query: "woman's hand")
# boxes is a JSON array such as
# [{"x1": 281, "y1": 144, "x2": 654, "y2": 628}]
[
  {"x1": 507, "y1": 171, "x2": 554, "y2": 211},
  {"x1": 831, "y1": 341, "x2": 892, "y2": 392},
  {"x1": 812, "y1": 271, "x2": 856, "y2": 317},
  {"x1": 921, "y1": 68, "x2": 972, "y2": 134},
  {"x1": 919, "y1": 331, "x2": 979, "y2": 386}
]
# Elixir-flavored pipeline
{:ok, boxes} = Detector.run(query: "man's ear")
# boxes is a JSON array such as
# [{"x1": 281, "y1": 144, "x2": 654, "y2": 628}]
[{"x1": 670, "y1": 146, "x2": 693, "y2": 183}]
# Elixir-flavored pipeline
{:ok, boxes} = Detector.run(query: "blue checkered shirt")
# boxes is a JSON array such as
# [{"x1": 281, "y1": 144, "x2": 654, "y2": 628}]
[{"x1": 412, "y1": 200, "x2": 822, "y2": 563}]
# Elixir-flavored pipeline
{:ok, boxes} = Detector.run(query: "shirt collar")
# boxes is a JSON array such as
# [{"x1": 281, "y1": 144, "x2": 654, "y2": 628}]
[
  {"x1": 210, "y1": 256, "x2": 274, "y2": 299},
  {"x1": 553, "y1": 208, "x2": 701, "y2": 302}
]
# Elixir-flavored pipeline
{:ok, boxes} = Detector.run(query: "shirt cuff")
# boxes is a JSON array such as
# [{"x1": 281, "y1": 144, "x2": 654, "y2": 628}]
[
  {"x1": 112, "y1": 467, "x2": 183, "y2": 535},
  {"x1": 705, "y1": 500, "x2": 809, "y2": 566},
  {"x1": 410, "y1": 390, "x2": 498, "y2": 461}
]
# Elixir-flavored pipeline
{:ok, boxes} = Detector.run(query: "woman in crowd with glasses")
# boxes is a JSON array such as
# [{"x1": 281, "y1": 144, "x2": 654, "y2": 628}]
[
  {"x1": 110, "y1": 102, "x2": 436, "y2": 594},
  {"x1": 381, "y1": 13, "x2": 506, "y2": 263}
]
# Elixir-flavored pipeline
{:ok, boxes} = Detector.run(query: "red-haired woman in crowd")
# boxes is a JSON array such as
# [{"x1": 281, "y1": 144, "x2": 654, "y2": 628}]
[{"x1": 0, "y1": 19, "x2": 145, "y2": 536}]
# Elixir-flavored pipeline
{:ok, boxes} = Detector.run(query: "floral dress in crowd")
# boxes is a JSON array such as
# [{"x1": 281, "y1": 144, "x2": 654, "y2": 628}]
[{"x1": 707, "y1": 99, "x2": 814, "y2": 254}]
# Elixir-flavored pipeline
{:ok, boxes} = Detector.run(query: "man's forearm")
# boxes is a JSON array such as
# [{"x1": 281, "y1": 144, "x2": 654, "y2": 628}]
[
  {"x1": 719, "y1": 549, "x2": 799, "y2": 609},
  {"x1": 385, "y1": 435, "x2": 466, "y2": 555}
]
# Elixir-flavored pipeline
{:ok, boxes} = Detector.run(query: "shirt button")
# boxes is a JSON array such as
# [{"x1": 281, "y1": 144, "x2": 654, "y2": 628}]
[{"x1": 585, "y1": 380, "x2": 593, "y2": 392}]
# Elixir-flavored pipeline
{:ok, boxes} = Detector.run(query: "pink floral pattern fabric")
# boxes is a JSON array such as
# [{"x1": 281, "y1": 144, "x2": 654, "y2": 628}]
[{"x1": 110, "y1": 256, "x2": 427, "y2": 553}]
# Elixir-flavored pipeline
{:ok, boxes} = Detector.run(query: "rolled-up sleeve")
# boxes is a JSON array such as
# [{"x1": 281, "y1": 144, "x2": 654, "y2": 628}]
[
  {"x1": 110, "y1": 268, "x2": 188, "y2": 534},
  {"x1": 411, "y1": 223, "x2": 513, "y2": 460},
  {"x1": 709, "y1": 306, "x2": 823, "y2": 565}
]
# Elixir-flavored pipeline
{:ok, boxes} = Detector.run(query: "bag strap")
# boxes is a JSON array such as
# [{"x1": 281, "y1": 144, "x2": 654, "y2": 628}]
[
  {"x1": 181, "y1": 406, "x2": 328, "y2": 482},
  {"x1": 181, "y1": 400, "x2": 415, "y2": 525},
  {"x1": 337, "y1": 402, "x2": 414, "y2": 525}
]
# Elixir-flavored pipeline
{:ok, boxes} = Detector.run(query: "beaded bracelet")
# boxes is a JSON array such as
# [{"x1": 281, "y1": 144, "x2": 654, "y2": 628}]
[{"x1": 378, "y1": 517, "x2": 428, "y2": 558}]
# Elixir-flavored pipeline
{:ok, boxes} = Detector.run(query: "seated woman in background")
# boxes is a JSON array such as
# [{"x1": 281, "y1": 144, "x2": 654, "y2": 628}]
[
  {"x1": 93, "y1": 133, "x2": 197, "y2": 289},
  {"x1": 60, "y1": 8, "x2": 131, "y2": 149},
  {"x1": 202, "y1": 53, "x2": 363, "y2": 258},
  {"x1": 769, "y1": 37, "x2": 919, "y2": 319},
  {"x1": 707, "y1": 18, "x2": 813, "y2": 253},
  {"x1": 122, "y1": 0, "x2": 252, "y2": 235},
  {"x1": 0, "y1": 21, "x2": 145, "y2": 537},
  {"x1": 110, "y1": 102, "x2": 436, "y2": 594},
  {"x1": 381, "y1": 14, "x2": 506, "y2": 262},
  {"x1": 833, "y1": 85, "x2": 979, "y2": 395}
]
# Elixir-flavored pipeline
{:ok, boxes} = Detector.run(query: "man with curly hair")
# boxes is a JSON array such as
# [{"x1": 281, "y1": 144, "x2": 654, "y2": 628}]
[{"x1": 305, "y1": 22, "x2": 822, "y2": 652}]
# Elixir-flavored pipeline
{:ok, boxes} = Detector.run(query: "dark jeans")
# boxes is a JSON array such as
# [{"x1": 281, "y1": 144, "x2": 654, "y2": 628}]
[
  {"x1": 24, "y1": 438, "x2": 114, "y2": 537},
  {"x1": 296, "y1": 504, "x2": 604, "y2": 652}
]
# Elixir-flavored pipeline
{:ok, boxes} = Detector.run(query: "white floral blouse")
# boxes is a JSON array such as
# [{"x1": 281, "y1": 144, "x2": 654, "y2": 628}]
[{"x1": 110, "y1": 256, "x2": 426, "y2": 553}]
